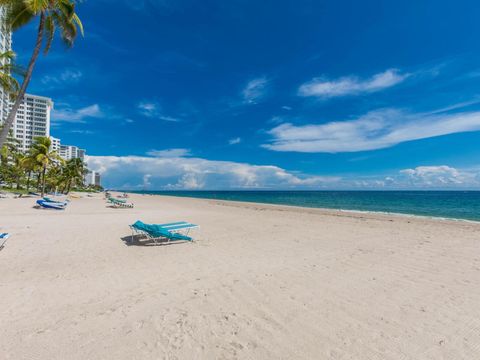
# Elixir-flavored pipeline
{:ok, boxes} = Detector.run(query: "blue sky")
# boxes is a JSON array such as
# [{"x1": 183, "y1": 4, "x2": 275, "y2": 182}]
[{"x1": 12, "y1": 0, "x2": 480, "y2": 189}]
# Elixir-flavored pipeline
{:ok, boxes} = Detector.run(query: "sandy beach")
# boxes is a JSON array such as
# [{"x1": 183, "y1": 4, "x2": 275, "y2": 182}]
[{"x1": 1, "y1": 192, "x2": 480, "y2": 359}]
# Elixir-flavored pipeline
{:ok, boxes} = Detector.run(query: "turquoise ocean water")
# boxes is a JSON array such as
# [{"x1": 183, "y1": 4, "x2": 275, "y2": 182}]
[{"x1": 131, "y1": 191, "x2": 480, "y2": 222}]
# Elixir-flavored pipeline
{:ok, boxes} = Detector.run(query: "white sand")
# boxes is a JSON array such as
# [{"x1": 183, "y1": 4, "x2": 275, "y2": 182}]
[{"x1": 1, "y1": 193, "x2": 480, "y2": 359}]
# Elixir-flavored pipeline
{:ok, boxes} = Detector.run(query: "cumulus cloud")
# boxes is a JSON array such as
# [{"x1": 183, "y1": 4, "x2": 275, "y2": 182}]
[
  {"x1": 298, "y1": 69, "x2": 409, "y2": 98},
  {"x1": 242, "y1": 77, "x2": 269, "y2": 104},
  {"x1": 53, "y1": 104, "x2": 103, "y2": 123},
  {"x1": 86, "y1": 152, "x2": 480, "y2": 190},
  {"x1": 85, "y1": 155, "x2": 339, "y2": 190},
  {"x1": 398, "y1": 165, "x2": 469, "y2": 186},
  {"x1": 349, "y1": 165, "x2": 480, "y2": 189},
  {"x1": 264, "y1": 108, "x2": 480, "y2": 153}
]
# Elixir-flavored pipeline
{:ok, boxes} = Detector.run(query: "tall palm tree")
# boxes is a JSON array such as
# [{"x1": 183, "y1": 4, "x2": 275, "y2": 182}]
[
  {"x1": 0, "y1": 0, "x2": 83, "y2": 148},
  {"x1": 30, "y1": 136, "x2": 63, "y2": 196}
]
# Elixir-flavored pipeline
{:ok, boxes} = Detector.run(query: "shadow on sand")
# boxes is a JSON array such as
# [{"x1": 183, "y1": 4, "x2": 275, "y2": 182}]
[{"x1": 120, "y1": 234, "x2": 187, "y2": 247}]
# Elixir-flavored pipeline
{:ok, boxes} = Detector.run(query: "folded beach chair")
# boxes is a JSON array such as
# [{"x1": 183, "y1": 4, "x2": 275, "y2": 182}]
[
  {"x1": 107, "y1": 196, "x2": 126, "y2": 203},
  {"x1": 0, "y1": 232, "x2": 9, "y2": 250},
  {"x1": 36, "y1": 199, "x2": 67, "y2": 210},
  {"x1": 44, "y1": 197, "x2": 69, "y2": 203},
  {"x1": 109, "y1": 197, "x2": 134, "y2": 208},
  {"x1": 129, "y1": 220, "x2": 198, "y2": 244}
]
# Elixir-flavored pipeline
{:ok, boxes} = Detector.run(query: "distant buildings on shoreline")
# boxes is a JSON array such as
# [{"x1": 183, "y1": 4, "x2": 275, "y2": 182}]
[{"x1": 85, "y1": 170, "x2": 101, "y2": 187}]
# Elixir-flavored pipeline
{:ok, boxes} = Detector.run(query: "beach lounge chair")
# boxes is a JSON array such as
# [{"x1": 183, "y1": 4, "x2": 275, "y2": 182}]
[
  {"x1": 107, "y1": 196, "x2": 126, "y2": 203},
  {"x1": 0, "y1": 233, "x2": 9, "y2": 250},
  {"x1": 44, "y1": 197, "x2": 69, "y2": 203},
  {"x1": 129, "y1": 220, "x2": 198, "y2": 244},
  {"x1": 36, "y1": 199, "x2": 67, "y2": 210},
  {"x1": 109, "y1": 197, "x2": 134, "y2": 208}
]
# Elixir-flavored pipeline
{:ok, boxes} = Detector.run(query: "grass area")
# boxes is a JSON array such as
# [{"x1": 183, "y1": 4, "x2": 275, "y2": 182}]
[{"x1": 0, "y1": 187, "x2": 30, "y2": 195}]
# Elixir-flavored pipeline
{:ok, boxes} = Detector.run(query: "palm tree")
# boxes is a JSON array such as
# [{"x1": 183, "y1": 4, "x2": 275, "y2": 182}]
[
  {"x1": 62, "y1": 157, "x2": 86, "y2": 193},
  {"x1": 0, "y1": 50, "x2": 23, "y2": 97},
  {"x1": 30, "y1": 136, "x2": 63, "y2": 196},
  {"x1": 21, "y1": 150, "x2": 40, "y2": 192},
  {"x1": 0, "y1": 128, "x2": 20, "y2": 185},
  {"x1": 11, "y1": 151, "x2": 26, "y2": 189},
  {"x1": 0, "y1": 0, "x2": 83, "y2": 148}
]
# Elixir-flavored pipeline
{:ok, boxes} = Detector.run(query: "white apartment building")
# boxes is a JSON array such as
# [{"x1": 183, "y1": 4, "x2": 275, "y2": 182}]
[
  {"x1": 50, "y1": 136, "x2": 61, "y2": 152},
  {"x1": 60, "y1": 145, "x2": 78, "y2": 160},
  {"x1": 60, "y1": 144, "x2": 87, "y2": 160},
  {"x1": 0, "y1": 6, "x2": 12, "y2": 124},
  {"x1": 85, "y1": 170, "x2": 101, "y2": 187},
  {"x1": 11, "y1": 94, "x2": 53, "y2": 152},
  {"x1": 77, "y1": 148, "x2": 86, "y2": 160},
  {"x1": 50, "y1": 137, "x2": 87, "y2": 161}
]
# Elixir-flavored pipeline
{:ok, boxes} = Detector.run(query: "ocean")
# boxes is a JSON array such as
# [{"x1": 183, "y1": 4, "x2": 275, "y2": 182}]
[{"x1": 130, "y1": 191, "x2": 480, "y2": 222}]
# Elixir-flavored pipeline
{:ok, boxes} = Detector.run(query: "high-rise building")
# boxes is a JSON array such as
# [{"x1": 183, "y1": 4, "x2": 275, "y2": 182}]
[
  {"x1": 60, "y1": 144, "x2": 80, "y2": 160},
  {"x1": 12, "y1": 94, "x2": 53, "y2": 152},
  {"x1": 77, "y1": 148, "x2": 86, "y2": 160},
  {"x1": 85, "y1": 170, "x2": 101, "y2": 187},
  {"x1": 50, "y1": 136, "x2": 61, "y2": 152},
  {"x1": 0, "y1": 6, "x2": 12, "y2": 125}
]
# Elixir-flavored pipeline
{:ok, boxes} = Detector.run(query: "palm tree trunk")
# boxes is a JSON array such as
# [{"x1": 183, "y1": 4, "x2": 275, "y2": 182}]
[
  {"x1": 41, "y1": 165, "x2": 46, "y2": 197},
  {"x1": 36, "y1": 172, "x2": 41, "y2": 190},
  {"x1": 0, "y1": 12, "x2": 46, "y2": 148},
  {"x1": 26, "y1": 171, "x2": 31, "y2": 191}
]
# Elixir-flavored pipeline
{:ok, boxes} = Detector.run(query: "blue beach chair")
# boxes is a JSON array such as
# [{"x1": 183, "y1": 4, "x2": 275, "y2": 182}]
[
  {"x1": 0, "y1": 232, "x2": 9, "y2": 250},
  {"x1": 129, "y1": 220, "x2": 198, "y2": 244},
  {"x1": 36, "y1": 199, "x2": 67, "y2": 210}
]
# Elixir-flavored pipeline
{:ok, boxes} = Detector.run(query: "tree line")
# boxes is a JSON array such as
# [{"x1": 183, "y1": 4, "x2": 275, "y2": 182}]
[{"x1": 0, "y1": 134, "x2": 98, "y2": 196}]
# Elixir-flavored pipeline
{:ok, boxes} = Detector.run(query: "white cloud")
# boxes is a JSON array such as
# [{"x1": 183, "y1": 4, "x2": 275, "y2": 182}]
[
  {"x1": 158, "y1": 115, "x2": 180, "y2": 122},
  {"x1": 353, "y1": 165, "x2": 480, "y2": 189},
  {"x1": 228, "y1": 137, "x2": 241, "y2": 145},
  {"x1": 53, "y1": 104, "x2": 103, "y2": 123},
  {"x1": 146, "y1": 148, "x2": 191, "y2": 157},
  {"x1": 264, "y1": 108, "x2": 480, "y2": 153},
  {"x1": 86, "y1": 153, "x2": 480, "y2": 190},
  {"x1": 42, "y1": 69, "x2": 83, "y2": 87},
  {"x1": 348, "y1": 165, "x2": 479, "y2": 189},
  {"x1": 137, "y1": 101, "x2": 180, "y2": 121},
  {"x1": 242, "y1": 77, "x2": 269, "y2": 104},
  {"x1": 298, "y1": 69, "x2": 409, "y2": 98},
  {"x1": 398, "y1": 166, "x2": 468, "y2": 186},
  {"x1": 138, "y1": 101, "x2": 159, "y2": 117},
  {"x1": 69, "y1": 129, "x2": 94, "y2": 135},
  {"x1": 85, "y1": 155, "x2": 339, "y2": 190}
]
